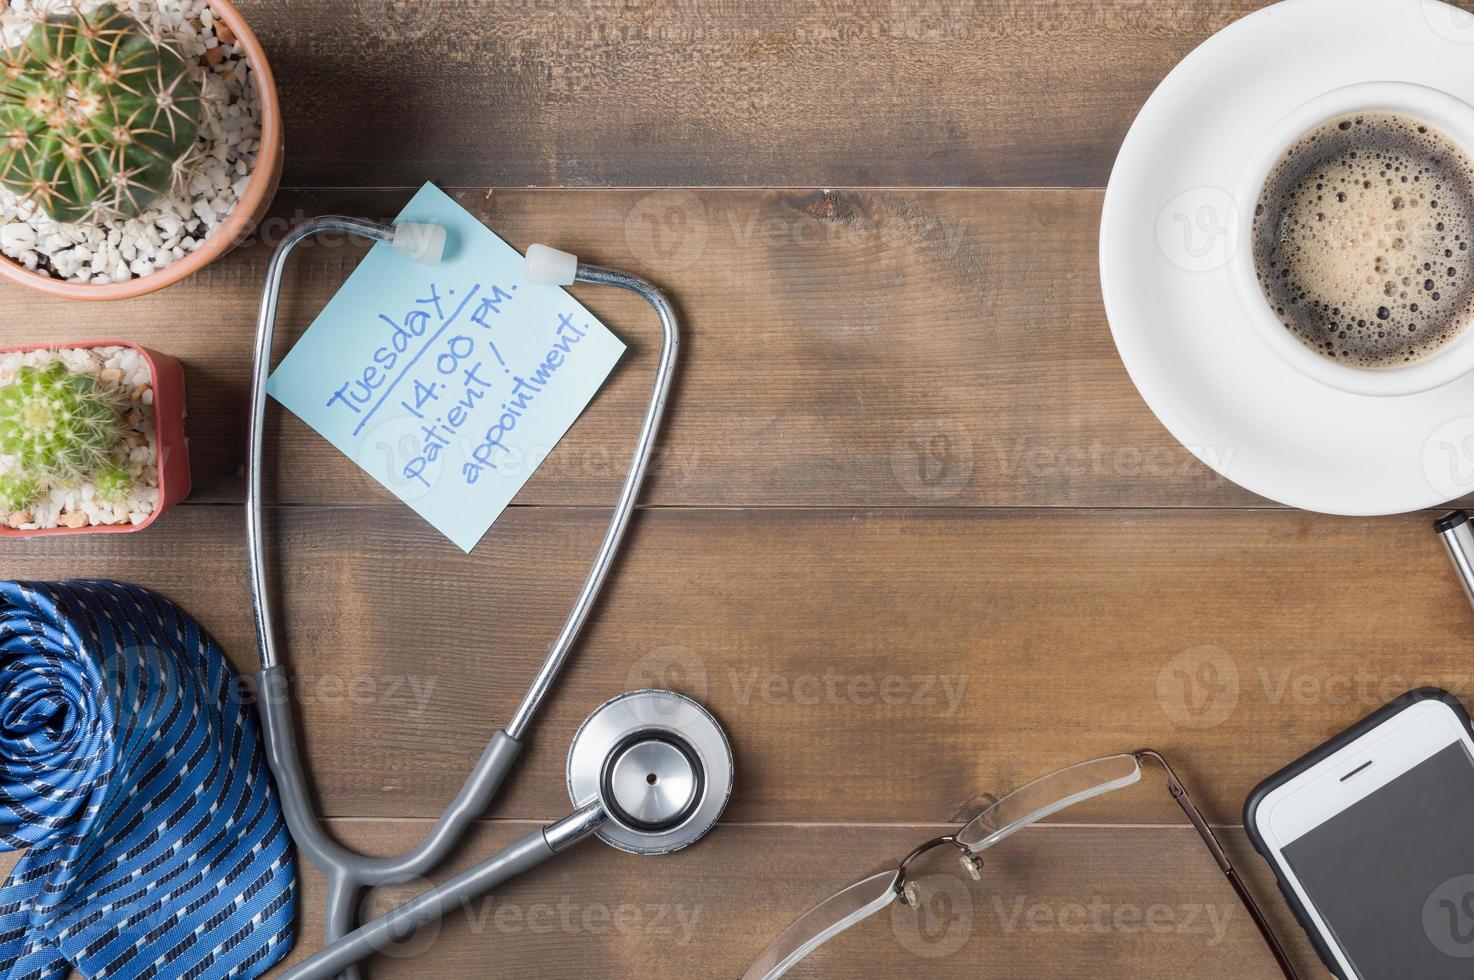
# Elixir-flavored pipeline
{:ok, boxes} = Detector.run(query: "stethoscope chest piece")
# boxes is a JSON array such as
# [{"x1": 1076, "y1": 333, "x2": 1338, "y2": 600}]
[{"x1": 567, "y1": 689, "x2": 733, "y2": 855}]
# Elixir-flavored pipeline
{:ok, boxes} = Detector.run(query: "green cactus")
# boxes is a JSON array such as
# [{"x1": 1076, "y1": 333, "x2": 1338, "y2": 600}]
[
  {"x1": 0, "y1": 362, "x2": 127, "y2": 489},
  {"x1": 0, "y1": 472, "x2": 39, "y2": 512},
  {"x1": 0, "y1": 4, "x2": 202, "y2": 223},
  {"x1": 94, "y1": 457, "x2": 132, "y2": 503}
]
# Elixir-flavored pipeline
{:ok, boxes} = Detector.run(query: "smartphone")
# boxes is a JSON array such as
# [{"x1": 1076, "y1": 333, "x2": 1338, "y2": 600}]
[{"x1": 1245, "y1": 688, "x2": 1474, "y2": 978}]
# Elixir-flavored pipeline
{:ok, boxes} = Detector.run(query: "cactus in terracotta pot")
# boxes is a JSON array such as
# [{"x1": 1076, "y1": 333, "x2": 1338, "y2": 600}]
[
  {"x1": 0, "y1": 361, "x2": 129, "y2": 508},
  {"x1": 0, "y1": 4, "x2": 202, "y2": 223}
]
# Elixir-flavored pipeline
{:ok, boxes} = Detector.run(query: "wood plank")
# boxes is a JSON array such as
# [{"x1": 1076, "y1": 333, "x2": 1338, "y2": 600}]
[
  {"x1": 237, "y1": 0, "x2": 1272, "y2": 188},
  {"x1": 4, "y1": 504, "x2": 1465, "y2": 827},
  {"x1": 0, "y1": 824, "x2": 1329, "y2": 978},
  {"x1": 0, "y1": 186, "x2": 1265, "y2": 509},
  {"x1": 279, "y1": 823, "x2": 1326, "y2": 978}
]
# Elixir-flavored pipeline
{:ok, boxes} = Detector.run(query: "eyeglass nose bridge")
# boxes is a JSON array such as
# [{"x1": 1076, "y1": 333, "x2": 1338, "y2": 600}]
[{"x1": 893, "y1": 834, "x2": 984, "y2": 906}]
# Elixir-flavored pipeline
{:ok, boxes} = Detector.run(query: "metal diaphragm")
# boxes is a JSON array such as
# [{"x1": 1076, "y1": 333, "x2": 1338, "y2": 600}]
[{"x1": 566, "y1": 689, "x2": 733, "y2": 855}]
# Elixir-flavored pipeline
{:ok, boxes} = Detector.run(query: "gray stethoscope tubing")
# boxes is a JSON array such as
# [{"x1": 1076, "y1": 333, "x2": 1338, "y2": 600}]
[
  {"x1": 278, "y1": 688, "x2": 733, "y2": 980},
  {"x1": 246, "y1": 216, "x2": 680, "y2": 977}
]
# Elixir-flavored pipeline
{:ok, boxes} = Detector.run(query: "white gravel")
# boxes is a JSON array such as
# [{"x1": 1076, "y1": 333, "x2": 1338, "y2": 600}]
[
  {"x1": 0, "y1": 0, "x2": 261, "y2": 284},
  {"x1": 0, "y1": 346, "x2": 160, "y2": 530}
]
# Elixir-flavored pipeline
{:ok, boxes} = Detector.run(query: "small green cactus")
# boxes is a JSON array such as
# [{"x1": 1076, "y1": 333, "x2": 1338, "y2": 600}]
[
  {"x1": 0, "y1": 4, "x2": 202, "y2": 223},
  {"x1": 94, "y1": 457, "x2": 132, "y2": 503},
  {"x1": 0, "y1": 362, "x2": 128, "y2": 497},
  {"x1": 0, "y1": 473, "x2": 38, "y2": 512}
]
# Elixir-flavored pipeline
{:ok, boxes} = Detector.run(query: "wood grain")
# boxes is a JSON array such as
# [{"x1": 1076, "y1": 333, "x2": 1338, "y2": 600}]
[
  {"x1": 236, "y1": 0, "x2": 1273, "y2": 189},
  {"x1": 0, "y1": 186, "x2": 1263, "y2": 509},
  {"x1": 275, "y1": 823, "x2": 1324, "y2": 979},
  {"x1": 0, "y1": 823, "x2": 1326, "y2": 978},
  {"x1": 7, "y1": 4, "x2": 1465, "y2": 977},
  {"x1": 5, "y1": 503, "x2": 1465, "y2": 829}
]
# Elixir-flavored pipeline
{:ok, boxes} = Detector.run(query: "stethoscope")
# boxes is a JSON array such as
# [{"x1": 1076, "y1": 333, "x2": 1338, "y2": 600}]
[{"x1": 245, "y1": 217, "x2": 733, "y2": 979}]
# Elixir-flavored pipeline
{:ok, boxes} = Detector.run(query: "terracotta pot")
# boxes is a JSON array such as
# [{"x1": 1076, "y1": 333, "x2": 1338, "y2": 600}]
[
  {"x1": 0, "y1": 340, "x2": 192, "y2": 538},
  {"x1": 0, "y1": 0, "x2": 284, "y2": 300}
]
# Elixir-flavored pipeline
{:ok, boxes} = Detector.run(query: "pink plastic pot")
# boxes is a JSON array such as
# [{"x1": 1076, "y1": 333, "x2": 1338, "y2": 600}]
[{"x1": 0, "y1": 340, "x2": 191, "y2": 538}]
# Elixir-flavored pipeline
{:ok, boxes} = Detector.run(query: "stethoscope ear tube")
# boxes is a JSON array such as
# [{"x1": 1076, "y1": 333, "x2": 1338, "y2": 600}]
[
  {"x1": 277, "y1": 812, "x2": 594, "y2": 980},
  {"x1": 248, "y1": 224, "x2": 686, "y2": 977},
  {"x1": 256, "y1": 665, "x2": 524, "y2": 881}
]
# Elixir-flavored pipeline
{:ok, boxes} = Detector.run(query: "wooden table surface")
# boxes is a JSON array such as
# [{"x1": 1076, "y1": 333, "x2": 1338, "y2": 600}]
[{"x1": 8, "y1": 1, "x2": 1474, "y2": 977}]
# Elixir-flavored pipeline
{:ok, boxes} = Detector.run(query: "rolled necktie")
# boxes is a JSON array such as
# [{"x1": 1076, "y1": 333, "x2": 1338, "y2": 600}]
[{"x1": 0, "y1": 581, "x2": 296, "y2": 979}]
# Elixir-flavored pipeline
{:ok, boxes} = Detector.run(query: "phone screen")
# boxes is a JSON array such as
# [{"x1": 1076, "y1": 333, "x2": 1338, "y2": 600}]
[{"x1": 1283, "y1": 741, "x2": 1474, "y2": 977}]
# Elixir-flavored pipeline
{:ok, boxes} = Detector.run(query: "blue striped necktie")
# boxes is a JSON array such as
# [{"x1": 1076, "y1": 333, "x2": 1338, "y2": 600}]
[{"x1": 0, "y1": 580, "x2": 297, "y2": 979}]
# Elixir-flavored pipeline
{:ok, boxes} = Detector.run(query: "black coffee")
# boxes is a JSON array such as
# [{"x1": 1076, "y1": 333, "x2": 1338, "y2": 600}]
[{"x1": 1251, "y1": 112, "x2": 1474, "y2": 367}]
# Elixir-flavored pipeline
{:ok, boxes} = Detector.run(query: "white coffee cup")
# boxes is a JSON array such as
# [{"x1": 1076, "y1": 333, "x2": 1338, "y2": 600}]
[{"x1": 1230, "y1": 81, "x2": 1474, "y2": 397}]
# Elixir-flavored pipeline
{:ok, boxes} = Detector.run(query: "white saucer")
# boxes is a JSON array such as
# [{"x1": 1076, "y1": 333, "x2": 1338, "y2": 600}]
[{"x1": 1100, "y1": 0, "x2": 1474, "y2": 514}]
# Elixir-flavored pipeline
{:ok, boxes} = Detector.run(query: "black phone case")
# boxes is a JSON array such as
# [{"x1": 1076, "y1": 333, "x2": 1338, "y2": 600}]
[{"x1": 1243, "y1": 687, "x2": 1474, "y2": 979}]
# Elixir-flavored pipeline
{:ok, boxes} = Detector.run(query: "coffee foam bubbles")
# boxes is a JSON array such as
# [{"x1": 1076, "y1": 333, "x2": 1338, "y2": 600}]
[{"x1": 1252, "y1": 112, "x2": 1474, "y2": 368}]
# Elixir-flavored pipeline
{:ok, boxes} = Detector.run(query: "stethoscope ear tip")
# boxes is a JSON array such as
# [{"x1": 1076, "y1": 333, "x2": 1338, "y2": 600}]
[
  {"x1": 390, "y1": 222, "x2": 447, "y2": 265},
  {"x1": 525, "y1": 243, "x2": 579, "y2": 286}
]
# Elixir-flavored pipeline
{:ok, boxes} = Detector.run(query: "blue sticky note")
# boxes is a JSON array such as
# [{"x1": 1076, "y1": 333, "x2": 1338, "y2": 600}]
[{"x1": 267, "y1": 183, "x2": 626, "y2": 552}]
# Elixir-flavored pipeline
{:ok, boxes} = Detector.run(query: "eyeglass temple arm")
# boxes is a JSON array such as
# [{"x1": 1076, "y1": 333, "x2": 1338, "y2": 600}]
[{"x1": 1135, "y1": 750, "x2": 1300, "y2": 980}]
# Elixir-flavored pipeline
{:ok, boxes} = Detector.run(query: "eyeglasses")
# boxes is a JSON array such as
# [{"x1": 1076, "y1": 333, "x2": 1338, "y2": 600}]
[{"x1": 741, "y1": 750, "x2": 1298, "y2": 979}]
